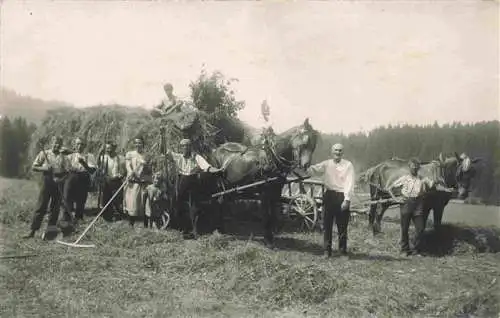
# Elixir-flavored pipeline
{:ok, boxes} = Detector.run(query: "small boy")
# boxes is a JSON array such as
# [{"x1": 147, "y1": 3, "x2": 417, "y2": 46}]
[{"x1": 143, "y1": 172, "x2": 169, "y2": 229}]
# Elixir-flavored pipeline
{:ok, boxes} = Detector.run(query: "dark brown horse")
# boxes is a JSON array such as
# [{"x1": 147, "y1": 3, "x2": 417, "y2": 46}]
[
  {"x1": 208, "y1": 118, "x2": 319, "y2": 246},
  {"x1": 360, "y1": 152, "x2": 481, "y2": 235}
]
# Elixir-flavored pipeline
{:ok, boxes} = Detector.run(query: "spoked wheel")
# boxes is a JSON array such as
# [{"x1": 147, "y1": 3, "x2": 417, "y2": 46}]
[
  {"x1": 290, "y1": 194, "x2": 318, "y2": 231},
  {"x1": 157, "y1": 210, "x2": 171, "y2": 230}
]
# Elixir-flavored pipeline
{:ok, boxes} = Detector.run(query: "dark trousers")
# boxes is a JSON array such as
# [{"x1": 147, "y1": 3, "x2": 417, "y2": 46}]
[
  {"x1": 323, "y1": 190, "x2": 350, "y2": 252},
  {"x1": 63, "y1": 172, "x2": 90, "y2": 222},
  {"x1": 400, "y1": 198, "x2": 425, "y2": 253},
  {"x1": 30, "y1": 176, "x2": 63, "y2": 232},
  {"x1": 175, "y1": 175, "x2": 199, "y2": 232},
  {"x1": 102, "y1": 177, "x2": 124, "y2": 221}
]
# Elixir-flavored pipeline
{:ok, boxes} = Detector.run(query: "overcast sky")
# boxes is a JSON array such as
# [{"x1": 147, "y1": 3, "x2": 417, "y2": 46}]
[{"x1": 1, "y1": 1, "x2": 498, "y2": 133}]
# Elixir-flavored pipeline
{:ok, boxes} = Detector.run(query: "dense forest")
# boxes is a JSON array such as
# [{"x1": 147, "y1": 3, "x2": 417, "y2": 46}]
[{"x1": 312, "y1": 121, "x2": 500, "y2": 205}]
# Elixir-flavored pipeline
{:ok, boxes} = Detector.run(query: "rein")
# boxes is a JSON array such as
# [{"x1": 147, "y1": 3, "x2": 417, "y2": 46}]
[{"x1": 264, "y1": 130, "x2": 303, "y2": 172}]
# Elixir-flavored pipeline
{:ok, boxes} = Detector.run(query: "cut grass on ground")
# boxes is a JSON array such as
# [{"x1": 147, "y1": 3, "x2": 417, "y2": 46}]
[{"x1": 1, "y1": 177, "x2": 499, "y2": 317}]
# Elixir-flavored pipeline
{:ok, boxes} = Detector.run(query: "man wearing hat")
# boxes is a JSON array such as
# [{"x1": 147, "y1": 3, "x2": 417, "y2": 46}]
[
  {"x1": 168, "y1": 138, "x2": 222, "y2": 232},
  {"x1": 171, "y1": 139, "x2": 221, "y2": 175},
  {"x1": 24, "y1": 136, "x2": 69, "y2": 240}
]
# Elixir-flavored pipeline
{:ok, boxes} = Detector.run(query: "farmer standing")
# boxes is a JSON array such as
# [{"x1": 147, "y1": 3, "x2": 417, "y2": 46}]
[
  {"x1": 307, "y1": 143, "x2": 355, "y2": 258},
  {"x1": 389, "y1": 158, "x2": 434, "y2": 256},
  {"x1": 99, "y1": 141, "x2": 126, "y2": 222},
  {"x1": 167, "y1": 138, "x2": 221, "y2": 231},
  {"x1": 124, "y1": 136, "x2": 152, "y2": 227},
  {"x1": 24, "y1": 136, "x2": 69, "y2": 240},
  {"x1": 63, "y1": 137, "x2": 97, "y2": 227}
]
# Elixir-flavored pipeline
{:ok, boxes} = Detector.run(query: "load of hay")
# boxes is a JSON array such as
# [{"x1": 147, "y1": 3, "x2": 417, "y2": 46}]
[
  {"x1": 28, "y1": 103, "x2": 219, "y2": 179},
  {"x1": 29, "y1": 71, "x2": 253, "y2": 185}
]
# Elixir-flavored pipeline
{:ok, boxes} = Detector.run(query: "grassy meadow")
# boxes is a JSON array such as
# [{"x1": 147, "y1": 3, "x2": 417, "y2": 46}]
[{"x1": 0, "y1": 176, "x2": 499, "y2": 318}]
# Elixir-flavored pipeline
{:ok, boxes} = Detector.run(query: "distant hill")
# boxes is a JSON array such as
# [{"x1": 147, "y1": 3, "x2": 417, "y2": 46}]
[{"x1": 0, "y1": 88, "x2": 74, "y2": 124}]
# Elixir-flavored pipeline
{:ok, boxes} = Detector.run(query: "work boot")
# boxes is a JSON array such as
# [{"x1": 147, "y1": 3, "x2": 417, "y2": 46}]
[{"x1": 42, "y1": 226, "x2": 59, "y2": 241}]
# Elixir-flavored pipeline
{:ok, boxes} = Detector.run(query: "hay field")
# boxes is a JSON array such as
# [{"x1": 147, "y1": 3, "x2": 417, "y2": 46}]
[{"x1": 1, "y1": 176, "x2": 499, "y2": 318}]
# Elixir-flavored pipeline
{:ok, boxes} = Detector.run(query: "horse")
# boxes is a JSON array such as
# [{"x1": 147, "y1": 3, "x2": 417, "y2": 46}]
[
  {"x1": 360, "y1": 152, "x2": 481, "y2": 235},
  {"x1": 205, "y1": 118, "x2": 319, "y2": 246}
]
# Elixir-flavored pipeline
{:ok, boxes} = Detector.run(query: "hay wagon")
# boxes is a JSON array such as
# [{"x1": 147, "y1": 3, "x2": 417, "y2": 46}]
[
  {"x1": 281, "y1": 178, "x2": 324, "y2": 231},
  {"x1": 280, "y1": 178, "x2": 378, "y2": 231}
]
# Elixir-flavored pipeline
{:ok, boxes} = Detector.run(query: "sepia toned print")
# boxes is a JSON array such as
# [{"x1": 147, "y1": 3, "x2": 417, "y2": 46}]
[{"x1": 0, "y1": 1, "x2": 498, "y2": 317}]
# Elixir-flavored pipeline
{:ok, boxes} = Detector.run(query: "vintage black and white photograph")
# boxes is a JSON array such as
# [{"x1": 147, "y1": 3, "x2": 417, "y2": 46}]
[{"x1": 0, "y1": 1, "x2": 499, "y2": 317}]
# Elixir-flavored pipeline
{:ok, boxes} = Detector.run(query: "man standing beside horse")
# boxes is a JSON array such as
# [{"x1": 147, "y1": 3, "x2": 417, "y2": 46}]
[
  {"x1": 167, "y1": 138, "x2": 222, "y2": 238},
  {"x1": 307, "y1": 143, "x2": 355, "y2": 258},
  {"x1": 388, "y1": 158, "x2": 434, "y2": 256}
]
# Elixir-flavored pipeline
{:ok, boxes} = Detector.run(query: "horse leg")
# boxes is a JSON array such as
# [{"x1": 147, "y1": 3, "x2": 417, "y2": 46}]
[
  {"x1": 215, "y1": 199, "x2": 226, "y2": 234},
  {"x1": 422, "y1": 204, "x2": 432, "y2": 231},
  {"x1": 368, "y1": 186, "x2": 379, "y2": 234},
  {"x1": 368, "y1": 203, "x2": 377, "y2": 229},
  {"x1": 262, "y1": 193, "x2": 277, "y2": 248},
  {"x1": 432, "y1": 204, "x2": 445, "y2": 230},
  {"x1": 373, "y1": 203, "x2": 390, "y2": 235}
]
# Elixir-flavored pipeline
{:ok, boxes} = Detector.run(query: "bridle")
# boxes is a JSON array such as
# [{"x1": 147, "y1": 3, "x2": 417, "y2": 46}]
[{"x1": 264, "y1": 127, "x2": 313, "y2": 172}]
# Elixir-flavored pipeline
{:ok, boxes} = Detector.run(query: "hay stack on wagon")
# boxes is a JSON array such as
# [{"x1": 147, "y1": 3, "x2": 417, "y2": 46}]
[{"x1": 28, "y1": 103, "x2": 219, "y2": 176}]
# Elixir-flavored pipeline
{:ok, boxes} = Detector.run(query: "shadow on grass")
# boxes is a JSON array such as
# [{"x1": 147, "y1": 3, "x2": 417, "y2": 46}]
[{"x1": 419, "y1": 224, "x2": 500, "y2": 256}]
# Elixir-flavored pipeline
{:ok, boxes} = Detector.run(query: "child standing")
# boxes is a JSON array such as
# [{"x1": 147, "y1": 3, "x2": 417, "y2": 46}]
[{"x1": 143, "y1": 172, "x2": 169, "y2": 229}]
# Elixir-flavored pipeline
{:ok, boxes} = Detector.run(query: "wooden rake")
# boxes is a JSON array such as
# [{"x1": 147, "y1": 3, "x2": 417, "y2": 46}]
[{"x1": 57, "y1": 180, "x2": 128, "y2": 248}]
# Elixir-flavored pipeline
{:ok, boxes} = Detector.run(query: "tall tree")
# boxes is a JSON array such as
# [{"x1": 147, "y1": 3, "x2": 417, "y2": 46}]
[{"x1": 189, "y1": 69, "x2": 246, "y2": 144}]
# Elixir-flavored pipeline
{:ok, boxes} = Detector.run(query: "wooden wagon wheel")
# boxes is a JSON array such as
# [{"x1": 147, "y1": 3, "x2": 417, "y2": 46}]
[
  {"x1": 290, "y1": 193, "x2": 318, "y2": 231},
  {"x1": 157, "y1": 210, "x2": 171, "y2": 231}
]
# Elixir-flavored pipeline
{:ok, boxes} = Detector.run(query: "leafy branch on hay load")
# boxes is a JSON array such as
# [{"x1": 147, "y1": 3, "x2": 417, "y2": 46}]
[{"x1": 26, "y1": 70, "x2": 248, "y2": 178}]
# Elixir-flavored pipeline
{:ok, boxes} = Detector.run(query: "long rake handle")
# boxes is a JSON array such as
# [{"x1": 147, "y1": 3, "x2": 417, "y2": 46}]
[{"x1": 73, "y1": 180, "x2": 128, "y2": 245}]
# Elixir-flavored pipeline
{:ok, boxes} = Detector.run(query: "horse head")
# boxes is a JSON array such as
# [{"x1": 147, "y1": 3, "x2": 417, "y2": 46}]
[
  {"x1": 276, "y1": 118, "x2": 318, "y2": 170},
  {"x1": 438, "y1": 152, "x2": 481, "y2": 200}
]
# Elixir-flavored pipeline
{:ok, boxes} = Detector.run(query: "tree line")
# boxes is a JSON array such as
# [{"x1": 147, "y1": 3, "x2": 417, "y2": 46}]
[
  {"x1": 0, "y1": 116, "x2": 37, "y2": 178},
  {"x1": 312, "y1": 121, "x2": 500, "y2": 205}
]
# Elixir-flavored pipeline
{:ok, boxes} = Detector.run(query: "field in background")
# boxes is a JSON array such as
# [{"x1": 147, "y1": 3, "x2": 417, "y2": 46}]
[{"x1": 1, "y1": 176, "x2": 499, "y2": 317}]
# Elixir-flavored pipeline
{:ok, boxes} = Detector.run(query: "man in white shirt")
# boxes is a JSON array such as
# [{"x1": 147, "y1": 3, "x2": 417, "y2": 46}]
[
  {"x1": 63, "y1": 137, "x2": 97, "y2": 225},
  {"x1": 168, "y1": 138, "x2": 222, "y2": 234},
  {"x1": 307, "y1": 143, "x2": 355, "y2": 257},
  {"x1": 389, "y1": 158, "x2": 431, "y2": 256},
  {"x1": 99, "y1": 141, "x2": 126, "y2": 222}
]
